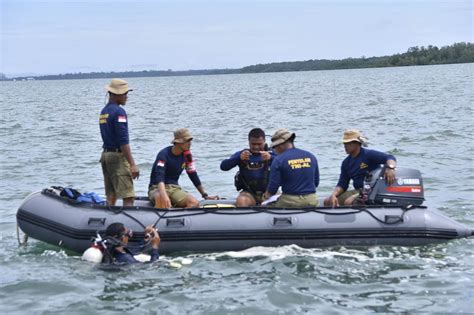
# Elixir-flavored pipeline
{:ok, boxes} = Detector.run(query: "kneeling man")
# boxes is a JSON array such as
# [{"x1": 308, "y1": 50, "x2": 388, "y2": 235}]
[
  {"x1": 324, "y1": 129, "x2": 397, "y2": 207},
  {"x1": 148, "y1": 128, "x2": 217, "y2": 208},
  {"x1": 263, "y1": 129, "x2": 319, "y2": 207}
]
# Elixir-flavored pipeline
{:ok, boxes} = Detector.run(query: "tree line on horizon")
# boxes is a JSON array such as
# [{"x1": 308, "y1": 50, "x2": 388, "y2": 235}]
[
  {"x1": 3, "y1": 42, "x2": 473, "y2": 81},
  {"x1": 240, "y1": 42, "x2": 474, "y2": 73}
]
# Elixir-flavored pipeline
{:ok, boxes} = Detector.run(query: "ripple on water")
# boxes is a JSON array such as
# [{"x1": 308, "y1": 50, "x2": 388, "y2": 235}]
[{"x1": 1, "y1": 64, "x2": 473, "y2": 313}]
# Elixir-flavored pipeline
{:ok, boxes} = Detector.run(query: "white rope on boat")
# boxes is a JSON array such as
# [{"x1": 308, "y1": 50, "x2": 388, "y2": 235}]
[{"x1": 16, "y1": 223, "x2": 29, "y2": 246}]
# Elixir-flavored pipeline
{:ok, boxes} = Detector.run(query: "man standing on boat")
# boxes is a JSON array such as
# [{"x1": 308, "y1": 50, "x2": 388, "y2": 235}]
[
  {"x1": 220, "y1": 128, "x2": 275, "y2": 207},
  {"x1": 148, "y1": 128, "x2": 218, "y2": 208},
  {"x1": 263, "y1": 129, "x2": 320, "y2": 207},
  {"x1": 324, "y1": 129, "x2": 397, "y2": 207},
  {"x1": 99, "y1": 79, "x2": 139, "y2": 207}
]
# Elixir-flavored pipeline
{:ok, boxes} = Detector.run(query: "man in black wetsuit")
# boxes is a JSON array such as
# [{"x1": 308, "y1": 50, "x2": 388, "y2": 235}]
[{"x1": 102, "y1": 222, "x2": 160, "y2": 264}]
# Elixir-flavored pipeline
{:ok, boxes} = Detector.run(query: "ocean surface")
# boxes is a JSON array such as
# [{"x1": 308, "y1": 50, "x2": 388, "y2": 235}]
[{"x1": 0, "y1": 64, "x2": 473, "y2": 314}]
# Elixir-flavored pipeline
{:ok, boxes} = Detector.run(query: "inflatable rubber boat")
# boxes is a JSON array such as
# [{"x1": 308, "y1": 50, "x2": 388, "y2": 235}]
[{"x1": 16, "y1": 167, "x2": 473, "y2": 254}]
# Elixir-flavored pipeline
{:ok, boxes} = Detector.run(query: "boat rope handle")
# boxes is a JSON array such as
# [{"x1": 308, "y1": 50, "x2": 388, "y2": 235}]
[
  {"x1": 122, "y1": 206, "x2": 417, "y2": 226},
  {"x1": 16, "y1": 223, "x2": 29, "y2": 246},
  {"x1": 152, "y1": 209, "x2": 169, "y2": 228},
  {"x1": 98, "y1": 206, "x2": 419, "y2": 228},
  {"x1": 121, "y1": 211, "x2": 147, "y2": 228},
  {"x1": 103, "y1": 205, "x2": 147, "y2": 229}
]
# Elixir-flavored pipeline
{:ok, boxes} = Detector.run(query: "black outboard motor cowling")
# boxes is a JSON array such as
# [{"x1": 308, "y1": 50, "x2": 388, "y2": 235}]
[{"x1": 364, "y1": 165, "x2": 425, "y2": 206}]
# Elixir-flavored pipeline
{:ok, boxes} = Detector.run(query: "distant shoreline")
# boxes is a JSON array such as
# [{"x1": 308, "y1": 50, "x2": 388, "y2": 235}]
[{"x1": 2, "y1": 42, "x2": 472, "y2": 81}]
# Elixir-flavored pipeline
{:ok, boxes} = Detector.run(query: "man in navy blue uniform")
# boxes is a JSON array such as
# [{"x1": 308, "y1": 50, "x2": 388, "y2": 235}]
[
  {"x1": 220, "y1": 128, "x2": 274, "y2": 206},
  {"x1": 324, "y1": 129, "x2": 397, "y2": 207},
  {"x1": 148, "y1": 128, "x2": 218, "y2": 208},
  {"x1": 264, "y1": 129, "x2": 319, "y2": 207},
  {"x1": 99, "y1": 79, "x2": 139, "y2": 207}
]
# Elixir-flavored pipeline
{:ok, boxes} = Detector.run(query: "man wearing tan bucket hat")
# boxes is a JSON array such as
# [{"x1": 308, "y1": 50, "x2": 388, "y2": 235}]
[
  {"x1": 263, "y1": 129, "x2": 320, "y2": 207},
  {"x1": 99, "y1": 78, "x2": 139, "y2": 207},
  {"x1": 324, "y1": 129, "x2": 397, "y2": 207},
  {"x1": 148, "y1": 128, "x2": 218, "y2": 208}
]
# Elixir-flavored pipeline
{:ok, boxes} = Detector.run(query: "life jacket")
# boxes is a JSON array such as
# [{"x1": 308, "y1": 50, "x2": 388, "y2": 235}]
[
  {"x1": 50, "y1": 186, "x2": 105, "y2": 204},
  {"x1": 56, "y1": 186, "x2": 82, "y2": 199},
  {"x1": 234, "y1": 151, "x2": 271, "y2": 194}
]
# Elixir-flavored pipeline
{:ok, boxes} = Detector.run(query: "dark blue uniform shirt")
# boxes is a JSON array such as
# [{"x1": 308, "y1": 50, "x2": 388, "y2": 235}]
[
  {"x1": 220, "y1": 150, "x2": 275, "y2": 192},
  {"x1": 99, "y1": 103, "x2": 129, "y2": 149},
  {"x1": 337, "y1": 147, "x2": 396, "y2": 190},
  {"x1": 267, "y1": 148, "x2": 319, "y2": 195},
  {"x1": 149, "y1": 146, "x2": 202, "y2": 188}
]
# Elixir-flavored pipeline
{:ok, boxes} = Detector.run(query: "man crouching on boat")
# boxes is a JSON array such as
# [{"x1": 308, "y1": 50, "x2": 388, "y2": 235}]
[
  {"x1": 102, "y1": 223, "x2": 160, "y2": 264},
  {"x1": 324, "y1": 129, "x2": 397, "y2": 207},
  {"x1": 148, "y1": 128, "x2": 218, "y2": 208},
  {"x1": 263, "y1": 129, "x2": 320, "y2": 207}
]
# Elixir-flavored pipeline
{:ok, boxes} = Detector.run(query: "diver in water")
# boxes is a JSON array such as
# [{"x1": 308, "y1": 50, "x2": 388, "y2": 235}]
[
  {"x1": 99, "y1": 222, "x2": 161, "y2": 264},
  {"x1": 220, "y1": 128, "x2": 275, "y2": 206}
]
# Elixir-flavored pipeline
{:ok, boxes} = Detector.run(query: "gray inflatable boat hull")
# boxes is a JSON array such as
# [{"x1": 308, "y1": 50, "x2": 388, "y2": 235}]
[{"x1": 17, "y1": 190, "x2": 473, "y2": 254}]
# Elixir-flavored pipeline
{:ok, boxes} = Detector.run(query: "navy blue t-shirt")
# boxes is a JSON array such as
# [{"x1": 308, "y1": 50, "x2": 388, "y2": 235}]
[
  {"x1": 336, "y1": 147, "x2": 396, "y2": 190},
  {"x1": 220, "y1": 150, "x2": 275, "y2": 192},
  {"x1": 267, "y1": 148, "x2": 319, "y2": 195},
  {"x1": 99, "y1": 103, "x2": 129, "y2": 149},
  {"x1": 149, "y1": 146, "x2": 201, "y2": 188}
]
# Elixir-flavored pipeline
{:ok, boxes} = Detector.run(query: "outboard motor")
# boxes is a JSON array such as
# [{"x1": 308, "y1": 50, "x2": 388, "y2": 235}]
[{"x1": 363, "y1": 165, "x2": 424, "y2": 206}]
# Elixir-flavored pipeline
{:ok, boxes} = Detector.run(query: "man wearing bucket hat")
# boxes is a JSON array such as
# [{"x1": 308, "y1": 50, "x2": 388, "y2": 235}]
[
  {"x1": 263, "y1": 129, "x2": 320, "y2": 207},
  {"x1": 324, "y1": 129, "x2": 397, "y2": 207},
  {"x1": 148, "y1": 128, "x2": 218, "y2": 208},
  {"x1": 99, "y1": 78, "x2": 139, "y2": 207}
]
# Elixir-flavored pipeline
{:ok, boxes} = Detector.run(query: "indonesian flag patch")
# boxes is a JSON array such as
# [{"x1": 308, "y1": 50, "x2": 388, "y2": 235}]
[
  {"x1": 157, "y1": 160, "x2": 165, "y2": 167},
  {"x1": 118, "y1": 115, "x2": 127, "y2": 123}
]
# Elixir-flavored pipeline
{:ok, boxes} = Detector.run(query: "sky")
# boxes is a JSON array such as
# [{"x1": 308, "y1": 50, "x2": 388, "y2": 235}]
[{"x1": 1, "y1": 0, "x2": 472, "y2": 76}]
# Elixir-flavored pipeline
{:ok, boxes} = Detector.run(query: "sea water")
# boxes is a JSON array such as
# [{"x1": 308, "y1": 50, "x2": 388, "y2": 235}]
[{"x1": 0, "y1": 63, "x2": 473, "y2": 313}]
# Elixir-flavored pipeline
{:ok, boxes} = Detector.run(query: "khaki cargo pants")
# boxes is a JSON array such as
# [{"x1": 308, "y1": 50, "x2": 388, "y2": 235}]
[
  {"x1": 272, "y1": 193, "x2": 319, "y2": 208},
  {"x1": 100, "y1": 152, "x2": 135, "y2": 199}
]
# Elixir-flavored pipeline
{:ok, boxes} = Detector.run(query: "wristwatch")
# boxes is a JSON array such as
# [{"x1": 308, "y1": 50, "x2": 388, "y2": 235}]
[{"x1": 386, "y1": 164, "x2": 396, "y2": 170}]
